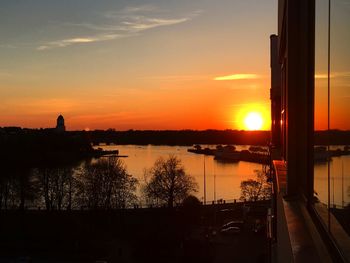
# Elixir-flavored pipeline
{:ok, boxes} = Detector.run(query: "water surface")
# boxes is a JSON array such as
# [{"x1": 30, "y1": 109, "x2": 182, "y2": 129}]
[{"x1": 97, "y1": 145, "x2": 265, "y2": 203}]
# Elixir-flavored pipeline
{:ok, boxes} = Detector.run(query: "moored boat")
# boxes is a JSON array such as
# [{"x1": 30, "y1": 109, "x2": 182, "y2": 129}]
[{"x1": 214, "y1": 145, "x2": 240, "y2": 161}]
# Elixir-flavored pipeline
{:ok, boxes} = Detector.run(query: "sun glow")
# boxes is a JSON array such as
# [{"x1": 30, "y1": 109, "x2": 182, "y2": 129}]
[
  {"x1": 244, "y1": 112, "x2": 263, "y2": 130},
  {"x1": 234, "y1": 104, "x2": 270, "y2": 131}
]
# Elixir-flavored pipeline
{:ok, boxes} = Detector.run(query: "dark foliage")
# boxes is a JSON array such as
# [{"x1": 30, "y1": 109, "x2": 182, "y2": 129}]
[
  {"x1": 84, "y1": 129, "x2": 271, "y2": 145},
  {"x1": 77, "y1": 157, "x2": 138, "y2": 209},
  {"x1": 143, "y1": 155, "x2": 198, "y2": 208},
  {"x1": 240, "y1": 169, "x2": 271, "y2": 201}
]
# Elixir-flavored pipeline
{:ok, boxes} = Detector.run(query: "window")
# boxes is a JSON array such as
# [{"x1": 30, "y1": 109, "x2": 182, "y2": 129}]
[{"x1": 314, "y1": 0, "x2": 350, "y2": 259}]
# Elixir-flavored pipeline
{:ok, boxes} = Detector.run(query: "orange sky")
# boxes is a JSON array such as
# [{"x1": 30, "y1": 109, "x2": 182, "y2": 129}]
[
  {"x1": 0, "y1": 0, "x2": 277, "y2": 131},
  {"x1": 314, "y1": 1, "x2": 350, "y2": 130},
  {"x1": 1, "y1": 1, "x2": 348, "y2": 131}
]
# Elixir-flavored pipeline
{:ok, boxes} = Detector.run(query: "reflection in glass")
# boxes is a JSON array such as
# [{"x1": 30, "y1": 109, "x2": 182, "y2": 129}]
[{"x1": 314, "y1": 0, "x2": 350, "y2": 256}]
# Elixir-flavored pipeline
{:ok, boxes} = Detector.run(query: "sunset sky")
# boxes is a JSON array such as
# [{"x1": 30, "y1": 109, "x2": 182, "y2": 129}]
[
  {"x1": 1, "y1": 0, "x2": 276, "y2": 130},
  {"x1": 315, "y1": 0, "x2": 350, "y2": 131}
]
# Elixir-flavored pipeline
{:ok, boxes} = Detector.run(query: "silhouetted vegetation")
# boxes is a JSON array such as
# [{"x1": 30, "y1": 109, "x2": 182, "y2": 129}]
[
  {"x1": 2, "y1": 127, "x2": 350, "y2": 146},
  {"x1": 0, "y1": 129, "x2": 95, "y2": 167},
  {"x1": 143, "y1": 155, "x2": 198, "y2": 208},
  {"x1": 34, "y1": 167, "x2": 76, "y2": 210},
  {"x1": 82, "y1": 129, "x2": 272, "y2": 145},
  {"x1": 314, "y1": 130, "x2": 350, "y2": 145},
  {"x1": 73, "y1": 129, "x2": 350, "y2": 146},
  {"x1": 240, "y1": 169, "x2": 271, "y2": 201},
  {"x1": 0, "y1": 129, "x2": 117, "y2": 210},
  {"x1": 77, "y1": 157, "x2": 138, "y2": 209},
  {"x1": 1, "y1": 157, "x2": 138, "y2": 210}
]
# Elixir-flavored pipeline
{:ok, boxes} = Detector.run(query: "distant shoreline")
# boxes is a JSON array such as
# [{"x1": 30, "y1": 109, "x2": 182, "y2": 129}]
[{"x1": 1, "y1": 127, "x2": 350, "y2": 146}]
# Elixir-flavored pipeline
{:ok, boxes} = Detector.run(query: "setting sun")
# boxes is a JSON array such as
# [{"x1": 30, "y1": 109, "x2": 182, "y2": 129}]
[
  {"x1": 244, "y1": 112, "x2": 264, "y2": 130},
  {"x1": 234, "y1": 104, "x2": 270, "y2": 130}
]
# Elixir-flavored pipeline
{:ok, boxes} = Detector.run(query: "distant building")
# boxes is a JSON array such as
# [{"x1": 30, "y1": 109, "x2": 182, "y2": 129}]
[{"x1": 56, "y1": 114, "x2": 66, "y2": 132}]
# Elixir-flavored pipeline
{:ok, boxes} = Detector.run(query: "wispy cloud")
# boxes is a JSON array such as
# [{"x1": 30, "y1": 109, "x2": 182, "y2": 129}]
[
  {"x1": 37, "y1": 34, "x2": 122, "y2": 50},
  {"x1": 37, "y1": 6, "x2": 200, "y2": 50},
  {"x1": 214, "y1": 74, "x2": 259, "y2": 81},
  {"x1": 315, "y1": 72, "x2": 350, "y2": 79},
  {"x1": 122, "y1": 17, "x2": 189, "y2": 30}
]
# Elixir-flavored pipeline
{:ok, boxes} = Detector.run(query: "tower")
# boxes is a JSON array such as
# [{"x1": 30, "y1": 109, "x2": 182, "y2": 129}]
[{"x1": 56, "y1": 114, "x2": 66, "y2": 132}]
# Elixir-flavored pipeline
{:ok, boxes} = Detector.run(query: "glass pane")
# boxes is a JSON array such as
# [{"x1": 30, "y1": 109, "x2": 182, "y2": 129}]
[
  {"x1": 314, "y1": 0, "x2": 329, "y2": 210},
  {"x1": 329, "y1": 0, "x2": 350, "y2": 249},
  {"x1": 315, "y1": 0, "x2": 350, "y2": 257}
]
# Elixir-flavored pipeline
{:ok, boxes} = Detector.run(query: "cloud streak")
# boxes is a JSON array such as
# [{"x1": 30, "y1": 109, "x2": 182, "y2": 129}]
[
  {"x1": 214, "y1": 74, "x2": 259, "y2": 81},
  {"x1": 315, "y1": 72, "x2": 350, "y2": 79},
  {"x1": 37, "y1": 6, "x2": 200, "y2": 50},
  {"x1": 37, "y1": 34, "x2": 122, "y2": 50}
]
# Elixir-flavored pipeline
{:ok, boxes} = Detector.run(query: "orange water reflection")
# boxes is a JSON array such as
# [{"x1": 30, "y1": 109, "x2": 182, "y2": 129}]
[
  {"x1": 97, "y1": 145, "x2": 264, "y2": 202},
  {"x1": 314, "y1": 151, "x2": 350, "y2": 207}
]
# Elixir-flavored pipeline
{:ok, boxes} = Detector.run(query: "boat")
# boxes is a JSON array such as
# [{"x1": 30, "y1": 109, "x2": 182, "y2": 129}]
[
  {"x1": 93, "y1": 148, "x2": 120, "y2": 157},
  {"x1": 214, "y1": 145, "x2": 240, "y2": 161},
  {"x1": 187, "y1": 145, "x2": 216, "y2": 155},
  {"x1": 249, "y1": 146, "x2": 268, "y2": 152}
]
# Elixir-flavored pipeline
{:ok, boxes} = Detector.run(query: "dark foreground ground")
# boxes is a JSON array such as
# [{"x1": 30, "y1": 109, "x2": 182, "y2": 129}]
[{"x1": 0, "y1": 201, "x2": 269, "y2": 263}]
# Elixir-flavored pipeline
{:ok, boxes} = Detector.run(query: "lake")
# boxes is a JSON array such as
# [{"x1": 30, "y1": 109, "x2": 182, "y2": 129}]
[
  {"x1": 97, "y1": 144, "x2": 350, "y2": 207},
  {"x1": 96, "y1": 145, "x2": 265, "y2": 203},
  {"x1": 314, "y1": 153, "x2": 350, "y2": 208}
]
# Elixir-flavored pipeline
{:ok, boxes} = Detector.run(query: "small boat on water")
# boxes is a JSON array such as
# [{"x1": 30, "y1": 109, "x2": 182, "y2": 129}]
[
  {"x1": 249, "y1": 146, "x2": 268, "y2": 152},
  {"x1": 187, "y1": 145, "x2": 216, "y2": 155},
  {"x1": 93, "y1": 148, "x2": 120, "y2": 157},
  {"x1": 187, "y1": 144, "x2": 270, "y2": 164},
  {"x1": 214, "y1": 145, "x2": 240, "y2": 161}
]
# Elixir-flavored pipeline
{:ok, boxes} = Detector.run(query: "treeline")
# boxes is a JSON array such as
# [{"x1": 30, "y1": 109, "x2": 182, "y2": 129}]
[
  {"x1": 0, "y1": 157, "x2": 138, "y2": 210},
  {"x1": 2, "y1": 127, "x2": 349, "y2": 146},
  {"x1": 0, "y1": 131, "x2": 97, "y2": 210},
  {"x1": 0, "y1": 129, "x2": 94, "y2": 167},
  {"x1": 84, "y1": 129, "x2": 271, "y2": 145},
  {"x1": 314, "y1": 130, "x2": 350, "y2": 145},
  {"x1": 0, "y1": 155, "x2": 199, "y2": 211},
  {"x1": 83, "y1": 129, "x2": 350, "y2": 146}
]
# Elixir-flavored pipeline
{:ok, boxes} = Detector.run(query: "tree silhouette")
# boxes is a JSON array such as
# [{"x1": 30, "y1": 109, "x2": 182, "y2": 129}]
[
  {"x1": 77, "y1": 157, "x2": 137, "y2": 209},
  {"x1": 240, "y1": 169, "x2": 271, "y2": 201},
  {"x1": 0, "y1": 171, "x2": 20, "y2": 209},
  {"x1": 143, "y1": 155, "x2": 198, "y2": 208},
  {"x1": 35, "y1": 167, "x2": 75, "y2": 210}
]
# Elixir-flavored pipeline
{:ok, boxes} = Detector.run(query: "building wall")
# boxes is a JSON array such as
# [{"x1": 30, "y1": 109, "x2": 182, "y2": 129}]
[
  {"x1": 270, "y1": 35, "x2": 281, "y2": 148},
  {"x1": 277, "y1": 0, "x2": 315, "y2": 199},
  {"x1": 273, "y1": 0, "x2": 350, "y2": 261}
]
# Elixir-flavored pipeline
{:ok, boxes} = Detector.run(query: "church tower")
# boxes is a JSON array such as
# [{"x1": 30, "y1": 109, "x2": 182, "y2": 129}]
[{"x1": 56, "y1": 114, "x2": 66, "y2": 132}]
